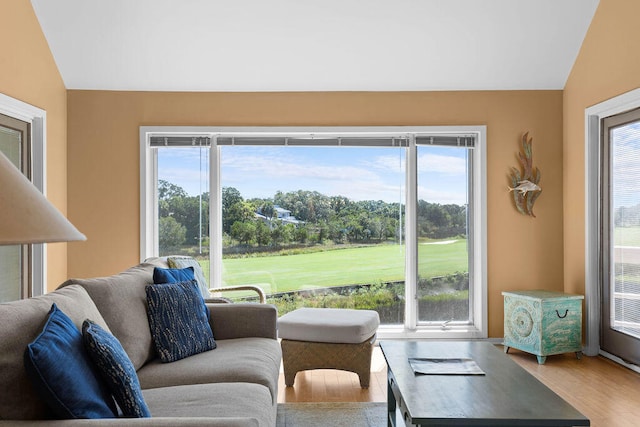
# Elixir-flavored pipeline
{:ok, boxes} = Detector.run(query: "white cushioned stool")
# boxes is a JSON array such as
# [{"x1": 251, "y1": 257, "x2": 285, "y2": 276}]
[{"x1": 278, "y1": 308, "x2": 380, "y2": 388}]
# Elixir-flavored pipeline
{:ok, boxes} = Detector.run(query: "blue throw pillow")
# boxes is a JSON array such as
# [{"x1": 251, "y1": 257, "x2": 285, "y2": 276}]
[
  {"x1": 152, "y1": 266, "x2": 195, "y2": 285},
  {"x1": 24, "y1": 304, "x2": 117, "y2": 419},
  {"x1": 82, "y1": 320, "x2": 151, "y2": 418},
  {"x1": 146, "y1": 280, "x2": 216, "y2": 363},
  {"x1": 167, "y1": 257, "x2": 210, "y2": 297}
]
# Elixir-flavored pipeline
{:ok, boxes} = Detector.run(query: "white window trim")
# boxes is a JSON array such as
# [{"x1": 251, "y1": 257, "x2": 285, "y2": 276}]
[
  {"x1": 0, "y1": 93, "x2": 47, "y2": 296},
  {"x1": 585, "y1": 88, "x2": 640, "y2": 357},
  {"x1": 140, "y1": 125, "x2": 487, "y2": 339}
]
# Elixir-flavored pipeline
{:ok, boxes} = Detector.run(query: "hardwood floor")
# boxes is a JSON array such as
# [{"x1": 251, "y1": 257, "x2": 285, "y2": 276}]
[
  {"x1": 508, "y1": 347, "x2": 640, "y2": 427},
  {"x1": 277, "y1": 343, "x2": 640, "y2": 427}
]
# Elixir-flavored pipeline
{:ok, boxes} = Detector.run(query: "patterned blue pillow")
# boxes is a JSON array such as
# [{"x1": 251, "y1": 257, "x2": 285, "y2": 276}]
[
  {"x1": 24, "y1": 304, "x2": 117, "y2": 419},
  {"x1": 145, "y1": 280, "x2": 216, "y2": 363},
  {"x1": 82, "y1": 320, "x2": 151, "y2": 418},
  {"x1": 152, "y1": 266, "x2": 195, "y2": 285}
]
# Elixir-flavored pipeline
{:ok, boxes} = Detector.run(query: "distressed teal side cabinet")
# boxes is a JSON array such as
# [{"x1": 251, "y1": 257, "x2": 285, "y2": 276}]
[{"x1": 502, "y1": 290, "x2": 584, "y2": 364}]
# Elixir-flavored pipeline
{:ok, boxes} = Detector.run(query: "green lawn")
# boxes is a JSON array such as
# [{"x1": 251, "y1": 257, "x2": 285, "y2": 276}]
[{"x1": 203, "y1": 239, "x2": 468, "y2": 294}]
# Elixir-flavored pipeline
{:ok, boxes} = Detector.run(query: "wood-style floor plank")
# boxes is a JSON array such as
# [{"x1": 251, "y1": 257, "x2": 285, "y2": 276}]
[
  {"x1": 508, "y1": 347, "x2": 640, "y2": 427},
  {"x1": 278, "y1": 343, "x2": 640, "y2": 427}
]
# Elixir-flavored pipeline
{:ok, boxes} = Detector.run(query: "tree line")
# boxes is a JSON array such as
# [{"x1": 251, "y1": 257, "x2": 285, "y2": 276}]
[
  {"x1": 615, "y1": 204, "x2": 640, "y2": 228},
  {"x1": 158, "y1": 180, "x2": 467, "y2": 251}
]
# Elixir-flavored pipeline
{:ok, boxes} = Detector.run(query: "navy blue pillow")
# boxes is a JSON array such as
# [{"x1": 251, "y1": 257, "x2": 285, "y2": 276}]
[
  {"x1": 145, "y1": 280, "x2": 216, "y2": 363},
  {"x1": 152, "y1": 266, "x2": 195, "y2": 284},
  {"x1": 24, "y1": 304, "x2": 117, "y2": 419},
  {"x1": 82, "y1": 320, "x2": 151, "y2": 418}
]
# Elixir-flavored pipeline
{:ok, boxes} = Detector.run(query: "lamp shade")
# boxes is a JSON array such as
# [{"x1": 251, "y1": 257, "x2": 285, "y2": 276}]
[{"x1": 0, "y1": 151, "x2": 86, "y2": 245}]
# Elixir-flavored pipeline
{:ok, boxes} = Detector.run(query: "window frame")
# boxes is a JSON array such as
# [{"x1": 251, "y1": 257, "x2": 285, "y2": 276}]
[
  {"x1": 0, "y1": 93, "x2": 47, "y2": 297},
  {"x1": 140, "y1": 126, "x2": 487, "y2": 339},
  {"x1": 0, "y1": 113, "x2": 31, "y2": 299},
  {"x1": 586, "y1": 90, "x2": 640, "y2": 369}
]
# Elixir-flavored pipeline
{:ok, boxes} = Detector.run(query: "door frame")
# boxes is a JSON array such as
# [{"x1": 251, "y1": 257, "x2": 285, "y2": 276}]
[
  {"x1": 0, "y1": 93, "x2": 47, "y2": 296},
  {"x1": 585, "y1": 88, "x2": 640, "y2": 372}
]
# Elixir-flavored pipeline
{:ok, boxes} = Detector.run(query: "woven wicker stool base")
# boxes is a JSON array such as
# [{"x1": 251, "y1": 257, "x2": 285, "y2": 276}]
[{"x1": 281, "y1": 335, "x2": 375, "y2": 389}]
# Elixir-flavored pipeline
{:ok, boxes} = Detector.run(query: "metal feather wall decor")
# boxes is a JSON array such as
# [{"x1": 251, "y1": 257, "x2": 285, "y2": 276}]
[{"x1": 509, "y1": 132, "x2": 542, "y2": 217}]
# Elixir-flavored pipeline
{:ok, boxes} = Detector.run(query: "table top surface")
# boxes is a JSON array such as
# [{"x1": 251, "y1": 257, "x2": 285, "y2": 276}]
[
  {"x1": 380, "y1": 340, "x2": 590, "y2": 426},
  {"x1": 501, "y1": 290, "x2": 585, "y2": 301}
]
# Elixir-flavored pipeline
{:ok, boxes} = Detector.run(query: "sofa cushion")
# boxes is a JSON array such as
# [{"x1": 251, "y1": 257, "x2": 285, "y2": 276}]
[
  {"x1": 152, "y1": 266, "x2": 195, "y2": 284},
  {"x1": 143, "y1": 382, "x2": 274, "y2": 427},
  {"x1": 59, "y1": 263, "x2": 157, "y2": 370},
  {"x1": 145, "y1": 280, "x2": 216, "y2": 362},
  {"x1": 24, "y1": 304, "x2": 117, "y2": 419},
  {"x1": 0, "y1": 285, "x2": 111, "y2": 420},
  {"x1": 82, "y1": 320, "x2": 151, "y2": 418},
  {"x1": 137, "y1": 337, "x2": 281, "y2": 404},
  {"x1": 278, "y1": 307, "x2": 380, "y2": 344}
]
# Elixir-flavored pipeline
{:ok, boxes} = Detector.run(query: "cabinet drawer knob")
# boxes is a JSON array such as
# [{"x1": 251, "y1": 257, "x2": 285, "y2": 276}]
[{"x1": 556, "y1": 309, "x2": 569, "y2": 318}]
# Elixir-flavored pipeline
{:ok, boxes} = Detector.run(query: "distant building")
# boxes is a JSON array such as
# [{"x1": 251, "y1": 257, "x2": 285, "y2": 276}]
[{"x1": 256, "y1": 205, "x2": 303, "y2": 227}]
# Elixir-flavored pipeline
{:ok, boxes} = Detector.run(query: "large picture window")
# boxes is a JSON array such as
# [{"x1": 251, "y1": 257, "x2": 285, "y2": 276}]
[{"x1": 141, "y1": 127, "x2": 486, "y2": 338}]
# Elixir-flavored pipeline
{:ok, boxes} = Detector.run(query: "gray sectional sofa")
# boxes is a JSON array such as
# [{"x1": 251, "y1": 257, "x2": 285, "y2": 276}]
[{"x1": 0, "y1": 259, "x2": 281, "y2": 426}]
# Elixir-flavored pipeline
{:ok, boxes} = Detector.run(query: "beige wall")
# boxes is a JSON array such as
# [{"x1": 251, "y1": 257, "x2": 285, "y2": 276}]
[
  {"x1": 67, "y1": 90, "x2": 563, "y2": 337},
  {"x1": 563, "y1": 0, "x2": 640, "y2": 296},
  {"x1": 0, "y1": 0, "x2": 69, "y2": 291}
]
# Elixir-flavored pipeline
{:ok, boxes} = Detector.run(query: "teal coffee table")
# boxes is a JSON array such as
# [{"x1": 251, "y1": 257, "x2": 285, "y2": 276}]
[
  {"x1": 380, "y1": 340, "x2": 589, "y2": 426},
  {"x1": 503, "y1": 290, "x2": 584, "y2": 364}
]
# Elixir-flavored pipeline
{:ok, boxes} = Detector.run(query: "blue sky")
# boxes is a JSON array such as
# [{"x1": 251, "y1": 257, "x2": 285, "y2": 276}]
[{"x1": 158, "y1": 145, "x2": 469, "y2": 205}]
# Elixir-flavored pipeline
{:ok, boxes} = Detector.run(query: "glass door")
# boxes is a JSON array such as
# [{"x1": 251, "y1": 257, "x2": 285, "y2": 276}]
[
  {"x1": 0, "y1": 113, "x2": 30, "y2": 302},
  {"x1": 601, "y1": 108, "x2": 640, "y2": 365}
]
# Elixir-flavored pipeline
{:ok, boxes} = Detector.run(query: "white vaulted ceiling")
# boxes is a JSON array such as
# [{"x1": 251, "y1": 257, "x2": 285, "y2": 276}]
[{"x1": 30, "y1": 0, "x2": 599, "y2": 92}]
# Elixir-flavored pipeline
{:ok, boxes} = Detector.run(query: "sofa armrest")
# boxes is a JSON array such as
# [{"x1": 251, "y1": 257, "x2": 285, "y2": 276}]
[
  {"x1": 207, "y1": 303, "x2": 278, "y2": 340},
  {"x1": 208, "y1": 285, "x2": 266, "y2": 303},
  {"x1": 0, "y1": 418, "x2": 259, "y2": 426}
]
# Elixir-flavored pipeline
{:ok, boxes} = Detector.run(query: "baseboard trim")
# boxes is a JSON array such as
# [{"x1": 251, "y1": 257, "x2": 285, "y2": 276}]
[{"x1": 599, "y1": 350, "x2": 640, "y2": 375}]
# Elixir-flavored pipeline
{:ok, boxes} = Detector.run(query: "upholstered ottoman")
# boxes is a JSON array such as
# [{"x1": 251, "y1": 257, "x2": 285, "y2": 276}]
[{"x1": 278, "y1": 307, "x2": 380, "y2": 388}]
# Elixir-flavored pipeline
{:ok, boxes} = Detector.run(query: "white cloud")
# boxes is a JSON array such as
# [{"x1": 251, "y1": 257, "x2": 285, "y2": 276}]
[
  {"x1": 160, "y1": 146, "x2": 467, "y2": 204},
  {"x1": 221, "y1": 150, "x2": 405, "y2": 202},
  {"x1": 361, "y1": 152, "x2": 466, "y2": 176},
  {"x1": 418, "y1": 153, "x2": 466, "y2": 174},
  {"x1": 362, "y1": 154, "x2": 405, "y2": 172},
  {"x1": 223, "y1": 153, "x2": 380, "y2": 182}
]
